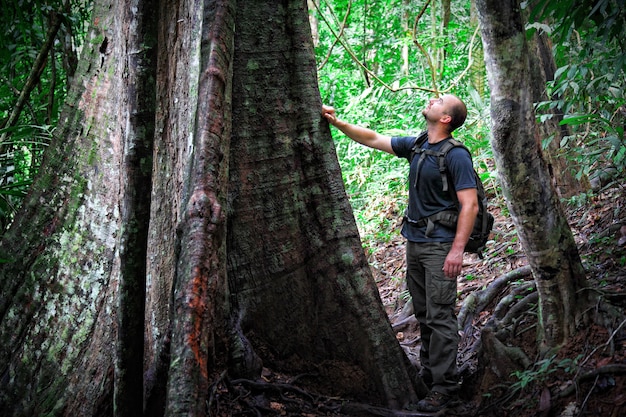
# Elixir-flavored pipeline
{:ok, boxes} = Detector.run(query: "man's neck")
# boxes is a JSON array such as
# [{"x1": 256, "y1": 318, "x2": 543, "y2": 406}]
[{"x1": 427, "y1": 126, "x2": 451, "y2": 144}]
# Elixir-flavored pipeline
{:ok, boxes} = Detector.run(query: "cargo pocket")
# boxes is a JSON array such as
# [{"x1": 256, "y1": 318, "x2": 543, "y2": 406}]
[{"x1": 430, "y1": 276, "x2": 457, "y2": 305}]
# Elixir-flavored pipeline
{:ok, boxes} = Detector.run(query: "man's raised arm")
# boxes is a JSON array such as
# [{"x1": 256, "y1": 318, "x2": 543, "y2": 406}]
[{"x1": 322, "y1": 105, "x2": 395, "y2": 155}]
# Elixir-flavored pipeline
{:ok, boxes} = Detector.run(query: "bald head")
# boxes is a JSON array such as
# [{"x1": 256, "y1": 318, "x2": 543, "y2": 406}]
[{"x1": 443, "y1": 94, "x2": 467, "y2": 133}]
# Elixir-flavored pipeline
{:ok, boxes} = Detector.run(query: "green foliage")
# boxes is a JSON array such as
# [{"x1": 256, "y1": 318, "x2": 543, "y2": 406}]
[
  {"x1": 528, "y1": 0, "x2": 626, "y2": 188},
  {"x1": 0, "y1": 0, "x2": 91, "y2": 232},
  {"x1": 0, "y1": 124, "x2": 52, "y2": 231},
  {"x1": 528, "y1": 0, "x2": 626, "y2": 55},
  {"x1": 511, "y1": 354, "x2": 583, "y2": 391},
  {"x1": 317, "y1": 0, "x2": 625, "y2": 250}
]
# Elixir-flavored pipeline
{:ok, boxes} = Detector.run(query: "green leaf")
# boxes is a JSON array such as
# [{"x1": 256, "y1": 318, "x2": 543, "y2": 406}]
[{"x1": 559, "y1": 114, "x2": 598, "y2": 126}]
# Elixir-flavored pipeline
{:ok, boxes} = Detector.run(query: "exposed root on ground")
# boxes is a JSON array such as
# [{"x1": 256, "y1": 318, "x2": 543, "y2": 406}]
[
  {"x1": 457, "y1": 265, "x2": 533, "y2": 336},
  {"x1": 455, "y1": 263, "x2": 626, "y2": 416}
]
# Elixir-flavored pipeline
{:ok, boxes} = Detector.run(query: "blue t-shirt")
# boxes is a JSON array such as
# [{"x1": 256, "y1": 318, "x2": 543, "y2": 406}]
[{"x1": 391, "y1": 135, "x2": 477, "y2": 243}]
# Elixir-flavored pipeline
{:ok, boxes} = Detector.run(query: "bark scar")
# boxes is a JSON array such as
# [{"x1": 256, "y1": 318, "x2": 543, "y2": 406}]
[{"x1": 186, "y1": 189, "x2": 222, "y2": 225}]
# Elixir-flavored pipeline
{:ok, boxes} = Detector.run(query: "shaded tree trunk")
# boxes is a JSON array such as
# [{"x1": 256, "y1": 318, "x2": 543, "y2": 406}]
[
  {"x1": 475, "y1": 0, "x2": 590, "y2": 352},
  {"x1": 0, "y1": 0, "x2": 420, "y2": 415},
  {"x1": 226, "y1": 1, "x2": 418, "y2": 408},
  {"x1": 439, "y1": 0, "x2": 451, "y2": 79},
  {"x1": 116, "y1": 0, "x2": 157, "y2": 415},
  {"x1": 307, "y1": 0, "x2": 320, "y2": 46},
  {"x1": 528, "y1": 30, "x2": 589, "y2": 198}
]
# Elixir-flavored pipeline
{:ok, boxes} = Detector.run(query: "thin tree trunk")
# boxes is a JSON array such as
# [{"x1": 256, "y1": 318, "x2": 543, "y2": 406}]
[
  {"x1": 402, "y1": 0, "x2": 410, "y2": 76},
  {"x1": 307, "y1": 0, "x2": 320, "y2": 46},
  {"x1": 0, "y1": 7, "x2": 64, "y2": 148},
  {"x1": 439, "y1": 0, "x2": 451, "y2": 79},
  {"x1": 469, "y1": 0, "x2": 486, "y2": 96},
  {"x1": 476, "y1": 0, "x2": 589, "y2": 352}
]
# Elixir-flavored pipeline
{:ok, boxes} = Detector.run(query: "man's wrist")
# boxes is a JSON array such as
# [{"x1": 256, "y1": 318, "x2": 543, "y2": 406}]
[
  {"x1": 450, "y1": 243, "x2": 466, "y2": 255},
  {"x1": 335, "y1": 119, "x2": 349, "y2": 130}
]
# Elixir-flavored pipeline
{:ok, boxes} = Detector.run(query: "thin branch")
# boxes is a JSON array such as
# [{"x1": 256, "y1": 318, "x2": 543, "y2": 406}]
[
  {"x1": 1, "y1": 14, "x2": 62, "y2": 125},
  {"x1": 578, "y1": 374, "x2": 599, "y2": 417},
  {"x1": 579, "y1": 317, "x2": 626, "y2": 369},
  {"x1": 0, "y1": 4, "x2": 68, "y2": 152},
  {"x1": 411, "y1": 0, "x2": 438, "y2": 94},
  {"x1": 315, "y1": 0, "x2": 351, "y2": 71},
  {"x1": 47, "y1": 25, "x2": 57, "y2": 125}
]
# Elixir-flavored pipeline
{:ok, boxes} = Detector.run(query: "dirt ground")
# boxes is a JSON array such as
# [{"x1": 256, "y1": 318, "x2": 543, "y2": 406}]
[{"x1": 218, "y1": 185, "x2": 625, "y2": 416}]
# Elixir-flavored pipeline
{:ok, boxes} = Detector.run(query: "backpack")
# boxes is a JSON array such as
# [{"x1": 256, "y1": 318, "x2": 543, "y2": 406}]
[{"x1": 407, "y1": 131, "x2": 494, "y2": 258}]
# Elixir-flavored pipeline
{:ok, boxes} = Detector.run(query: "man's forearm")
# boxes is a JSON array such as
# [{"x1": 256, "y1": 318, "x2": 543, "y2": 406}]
[
  {"x1": 332, "y1": 120, "x2": 379, "y2": 146},
  {"x1": 451, "y1": 203, "x2": 478, "y2": 252},
  {"x1": 331, "y1": 120, "x2": 394, "y2": 154},
  {"x1": 322, "y1": 105, "x2": 394, "y2": 154}
]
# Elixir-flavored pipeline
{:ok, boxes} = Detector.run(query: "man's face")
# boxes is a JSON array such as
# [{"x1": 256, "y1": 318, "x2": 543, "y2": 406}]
[{"x1": 422, "y1": 96, "x2": 447, "y2": 121}]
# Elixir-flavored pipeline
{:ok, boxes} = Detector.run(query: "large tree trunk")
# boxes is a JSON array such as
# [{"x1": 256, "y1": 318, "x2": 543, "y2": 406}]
[
  {"x1": 226, "y1": 0, "x2": 418, "y2": 408},
  {"x1": 145, "y1": 0, "x2": 236, "y2": 414},
  {"x1": 0, "y1": 0, "x2": 124, "y2": 414},
  {"x1": 475, "y1": 0, "x2": 590, "y2": 351},
  {"x1": 0, "y1": 0, "x2": 419, "y2": 415},
  {"x1": 116, "y1": 0, "x2": 158, "y2": 415}
]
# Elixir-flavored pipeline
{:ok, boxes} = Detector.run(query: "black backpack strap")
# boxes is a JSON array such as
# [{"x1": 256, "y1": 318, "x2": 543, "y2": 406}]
[
  {"x1": 410, "y1": 131, "x2": 431, "y2": 189},
  {"x1": 420, "y1": 210, "x2": 458, "y2": 237},
  {"x1": 437, "y1": 138, "x2": 471, "y2": 195},
  {"x1": 409, "y1": 130, "x2": 429, "y2": 163},
  {"x1": 413, "y1": 149, "x2": 429, "y2": 188},
  {"x1": 438, "y1": 147, "x2": 450, "y2": 192},
  {"x1": 428, "y1": 210, "x2": 458, "y2": 229}
]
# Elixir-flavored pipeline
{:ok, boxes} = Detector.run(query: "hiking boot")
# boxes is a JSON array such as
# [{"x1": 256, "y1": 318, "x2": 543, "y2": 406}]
[{"x1": 415, "y1": 391, "x2": 457, "y2": 412}]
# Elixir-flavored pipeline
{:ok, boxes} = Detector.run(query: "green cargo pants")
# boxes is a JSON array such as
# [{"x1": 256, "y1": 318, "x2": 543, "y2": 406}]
[{"x1": 406, "y1": 241, "x2": 460, "y2": 396}]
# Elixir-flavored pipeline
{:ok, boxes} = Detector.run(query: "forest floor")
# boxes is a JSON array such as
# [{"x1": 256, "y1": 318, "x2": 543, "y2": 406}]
[{"x1": 222, "y1": 184, "x2": 625, "y2": 416}]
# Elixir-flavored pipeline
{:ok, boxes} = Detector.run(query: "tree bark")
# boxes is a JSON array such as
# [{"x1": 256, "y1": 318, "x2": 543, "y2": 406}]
[
  {"x1": 164, "y1": 0, "x2": 234, "y2": 414},
  {"x1": 1, "y1": 0, "x2": 420, "y2": 415},
  {"x1": 115, "y1": 0, "x2": 157, "y2": 415},
  {"x1": 0, "y1": 0, "x2": 122, "y2": 414},
  {"x1": 226, "y1": 0, "x2": 418, "y2": 408},
  {"x1": 475, "y1": 0, "x2": 590, "y2": 352}
]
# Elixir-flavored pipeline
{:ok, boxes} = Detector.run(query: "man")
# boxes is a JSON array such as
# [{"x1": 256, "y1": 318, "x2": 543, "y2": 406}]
[{"x1": 322, "y1": 94, "x2": 478, "y2": 412}]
